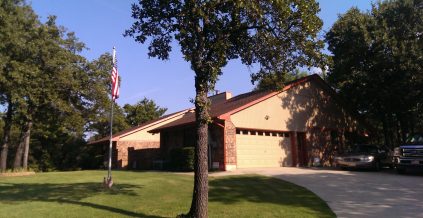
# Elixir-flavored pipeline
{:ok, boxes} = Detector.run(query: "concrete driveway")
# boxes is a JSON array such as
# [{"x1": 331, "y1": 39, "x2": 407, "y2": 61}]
[{"x1": 211, "y1": 168, "x2": 423, "y2": 218}]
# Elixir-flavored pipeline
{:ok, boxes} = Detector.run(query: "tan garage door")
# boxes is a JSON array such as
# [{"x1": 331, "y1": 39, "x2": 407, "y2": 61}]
[{"x1": 236, "y1": 131, "x2": 291, "y2": 168}]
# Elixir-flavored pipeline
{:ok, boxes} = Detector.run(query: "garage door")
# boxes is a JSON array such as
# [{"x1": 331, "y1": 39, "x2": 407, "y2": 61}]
[{"x1": 236, "y1": 130, "x2": 291, "y2": 168}]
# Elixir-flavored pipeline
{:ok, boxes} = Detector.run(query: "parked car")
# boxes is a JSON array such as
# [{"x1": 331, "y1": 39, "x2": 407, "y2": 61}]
[
  {"x1": 393, "y1": 133, "x2": 423, "y2": 174},
  {"x1": 334, "y1": 144, "x2": 392, "y2": 171}
]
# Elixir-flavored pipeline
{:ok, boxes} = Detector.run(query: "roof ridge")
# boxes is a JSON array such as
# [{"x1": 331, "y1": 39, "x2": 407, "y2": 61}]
[
  {"x1": 88, "y1": 108, "x2": 192, "y2": 144},
  {"x1": 150, "y1": 74, "x2": 322, "y2": 132},
  {"x1": 226, "y1": 90, "x2": 271, "y2": 102}
]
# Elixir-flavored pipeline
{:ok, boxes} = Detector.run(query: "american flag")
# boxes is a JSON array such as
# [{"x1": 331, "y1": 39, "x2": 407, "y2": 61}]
[{"x1": 111, "y1": 49, "x2": 119, "y2": 101}]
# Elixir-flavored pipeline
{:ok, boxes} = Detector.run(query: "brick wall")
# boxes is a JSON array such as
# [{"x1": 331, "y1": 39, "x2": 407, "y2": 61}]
[
  {"x1": 116, "y1": 141, "x2": 160, "y2": 169},
  {"x1": 224, "y1": 120, "x2": 237, "y2": 170},
  {"x1": 128, "y1": 148, "x2": 161, "y2": 170}
]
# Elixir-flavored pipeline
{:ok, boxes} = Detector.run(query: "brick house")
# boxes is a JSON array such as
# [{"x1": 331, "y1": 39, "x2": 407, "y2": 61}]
[
  {"x1": 88, "y1": 108, "x2": 191, "y2": 169},
  {"x1": 150, "y1": 74, "x2": 364, "y2": 171}
]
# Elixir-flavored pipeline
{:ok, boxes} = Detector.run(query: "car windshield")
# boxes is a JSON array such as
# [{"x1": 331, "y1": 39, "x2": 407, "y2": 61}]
[
  {"x1": 405, "y1": 134, "x2": 423, "y2": 145},
  {"x1": 347, "y1": 145, "x2": 378, "y2": 153}
]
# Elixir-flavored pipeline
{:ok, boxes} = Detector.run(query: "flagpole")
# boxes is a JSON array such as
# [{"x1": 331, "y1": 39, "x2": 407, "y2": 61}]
[
  {"x1": 107, "y1": 99, "x2": 114, "y2": 179},
  {"x1": 106, "y1": 47, "x2": 116, "y2": 186}
]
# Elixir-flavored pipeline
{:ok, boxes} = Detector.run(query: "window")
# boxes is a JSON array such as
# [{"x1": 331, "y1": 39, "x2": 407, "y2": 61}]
[
  {"x1": 406, "y1": 133, "x2": 423, "y2": 144},
  {"x1": 183, "y1": 129, "x2": 196, "y2": 147}
]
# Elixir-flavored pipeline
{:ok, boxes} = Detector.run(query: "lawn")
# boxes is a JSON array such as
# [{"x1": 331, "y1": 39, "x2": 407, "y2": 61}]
[{"x1": 0, "y1": 171, "x2": 334, "y2": 218}]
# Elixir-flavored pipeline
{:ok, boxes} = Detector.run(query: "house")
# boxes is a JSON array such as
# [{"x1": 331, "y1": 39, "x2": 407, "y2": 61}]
[
  {"x1": 88, "y1": 108, "x2": 191, "y2": 169},
  {"x1": 150, "y1": 74, "x2": 364, "y2": 171}
]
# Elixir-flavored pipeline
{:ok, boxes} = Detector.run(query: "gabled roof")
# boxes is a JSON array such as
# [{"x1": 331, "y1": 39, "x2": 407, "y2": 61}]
[
  {"x1": 88, "y1": 108, "x2": 192, "y2": 144},
  {"x1": 150, "y1": 74, "x2": 323, "y2": 133}
]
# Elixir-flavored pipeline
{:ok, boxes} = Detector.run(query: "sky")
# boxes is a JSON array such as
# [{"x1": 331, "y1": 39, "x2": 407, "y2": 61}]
[{"x1": 30, "y1": 0, "x2": 374, "y2": 114}]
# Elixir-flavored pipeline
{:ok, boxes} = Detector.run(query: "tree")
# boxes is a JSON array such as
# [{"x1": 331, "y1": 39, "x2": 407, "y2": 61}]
[
  {"x1": 0, "y1": 0, "x2": 114, "y2": 171},
  {"x1": 125, "y1": 1, "x2": 324, "y2": 217},
  {"x1": 326, "y1": 0, "x2": 423, "y2": 147},
  {"x1": 0, "y1": 0, "x2": 40, "y2": 171},
  {"x1": 254, "y1": 69, "x2": 310, "y2": 91},
  {"x1": 12, "y1": 120, "x2": 31, "y2": 169},
  {"x1": 123, "y1": 98, "x2": 167, "y2": 126},
  {"x1": 88, "y1": 102, "x2": 129, "y2": 139},
  {"x1": 85, "y1": 53, "x2": 130, "y2": 140},
  {"x1": 13, "y1": 14, "x2": 92, "y2": 170},
  {"x1": 29, "y1": 50, "x2": 116, "y2": 171}
]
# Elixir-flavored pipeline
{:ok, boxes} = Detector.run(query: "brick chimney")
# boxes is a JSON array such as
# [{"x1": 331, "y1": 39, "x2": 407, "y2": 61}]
[{"x1": 209, "y1": 91, "x2": 232, "y2": 105}]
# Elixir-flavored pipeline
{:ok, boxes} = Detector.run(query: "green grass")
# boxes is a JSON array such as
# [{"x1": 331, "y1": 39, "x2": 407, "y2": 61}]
[{"x1": 0, "y1": 170, "x2": 334, "y2": 218}]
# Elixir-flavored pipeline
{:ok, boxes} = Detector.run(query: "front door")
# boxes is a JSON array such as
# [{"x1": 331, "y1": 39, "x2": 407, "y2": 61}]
[{"x1": 297, "y1": 132, "x2": 308, "y2": 166}]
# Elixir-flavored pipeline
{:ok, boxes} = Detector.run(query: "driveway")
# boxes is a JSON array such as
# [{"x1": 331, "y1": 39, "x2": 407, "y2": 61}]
[{"x1": 210, "y1": 168, "x2": 423, "y2": 218}]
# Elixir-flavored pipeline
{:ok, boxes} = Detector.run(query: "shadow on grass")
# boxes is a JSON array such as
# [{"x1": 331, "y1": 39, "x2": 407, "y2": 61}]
[
  {"x1": 209, "y1": 175, "x2": 334, "y2": 217},
  {"x1": 0, "y1": 182, "x2": 163, "y2": 218}
]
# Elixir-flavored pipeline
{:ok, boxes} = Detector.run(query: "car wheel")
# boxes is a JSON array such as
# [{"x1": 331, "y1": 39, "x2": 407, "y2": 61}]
[{"x1": 396, "y1": 167, "x2": 406, "y2": 174}]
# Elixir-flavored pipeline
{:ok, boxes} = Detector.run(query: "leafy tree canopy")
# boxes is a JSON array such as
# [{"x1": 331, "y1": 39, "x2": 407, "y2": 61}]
[
  {"x1": 126, "y1": 1, "x2": 325, "y2": 217},
  {"x1": 125, "y1": 1, "x2": 326, "y2": 89},
  {"x1": 123, "y1": 98, "x2": 167, "y2": 127},
  {"x1": 254, "y1": 69, "x2": 309, "y2": 91},
  {"x1": 0, "y1": 0, "x2": 127, "y2": 171},
  {"x1": 326, "y1": 0, "x2": 423, "y2": 145}
]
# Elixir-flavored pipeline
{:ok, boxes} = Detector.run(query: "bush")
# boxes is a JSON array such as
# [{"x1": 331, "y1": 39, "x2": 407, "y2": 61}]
[{"x1": 169, "y1": 147, "x2": 194, "y2": 171}]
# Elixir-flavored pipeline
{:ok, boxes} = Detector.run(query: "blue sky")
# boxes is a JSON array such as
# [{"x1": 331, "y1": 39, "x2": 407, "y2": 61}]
[{"x1": 30, "y1": 0, "x2": 374, "y2": 113}]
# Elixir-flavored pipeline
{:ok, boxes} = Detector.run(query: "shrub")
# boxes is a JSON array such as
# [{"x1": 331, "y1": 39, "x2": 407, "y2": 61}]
[{"x1": 169, "y1": 146, "x2": 194, "y2": 171}]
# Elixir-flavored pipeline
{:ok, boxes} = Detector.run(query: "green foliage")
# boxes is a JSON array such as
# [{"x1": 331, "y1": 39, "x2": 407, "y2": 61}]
[
  {"x1": 0, "y1": 0, "x2": 39, "y2": 171},
  {"x1": 126, "y1": 1, "x2": 325, "y2": 215},
  {"x1": 254, "y1": 69, "x2": 310, "y2": 91},
  {"x1": 0, "y1": 1, "x2": 125, "y2": 171},
  {"x1": 88, "y1": 101, "x2": 130, "y2": 140},
  {"x1": 77, "y1": 146, "x2": 105, "y2": 170},
  {"x1": 169, "y1": 147, "x2": 195, "y2": 172},
  {"x1": 126, "y1": 1, "x2": 325, "y2": 90},
  {"x1": 123, "y1": 98, "x2": 167, "y2": 126},
  {"x1": 326, "y1": 0, "x2": 423, "y2": 146},
  {"x1": 39, "y1": 151, "x2": 56, "y2": 172}
]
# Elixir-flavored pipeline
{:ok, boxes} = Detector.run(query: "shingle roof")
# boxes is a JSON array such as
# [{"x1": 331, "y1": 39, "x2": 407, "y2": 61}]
[
  {"x1": 150, "y1": 74, "x2": 321, "y2": 133},
  {"x1": 149, "y1": 90, "x2": 274, "y2": 132},
  {"x1": 87, "y1": 108, "x2": 192, "y2": 144}
]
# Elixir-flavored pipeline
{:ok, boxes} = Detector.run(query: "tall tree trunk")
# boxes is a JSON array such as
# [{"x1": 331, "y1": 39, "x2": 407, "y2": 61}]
[
  {"x1": 410, "y1": 110, "x2": 415, "y2": 134},
  {"x1": 397, "y1": 113, "x2": 407, "y2": 144},
  {"x1": 14, "y1": 121, "x2": 32, "y2": 170},
  {"x1": 22, "y1": 121, "x2": 32, "y2": 170},
  {"x1": 0, "y1": 103, "x2": 13, "y2": 172},
  {"x1": 386, "y1": 114, "x2": 395, "y2": 147},
  {"x1": 188, "y1": 79, "x2": 209, "y2": 218},
  {"x1": 394, "y1": 114, "x2": 401, "y2": 145},
  {"x1": 382, "y1": 115, "x2": 390, "y2": 148},
  {"x1": 389, "y1": 115, "x2": 396, "y2": 147},
  {"x1": 13, "y1": 131, "x2": 25, "y2": 170}
]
